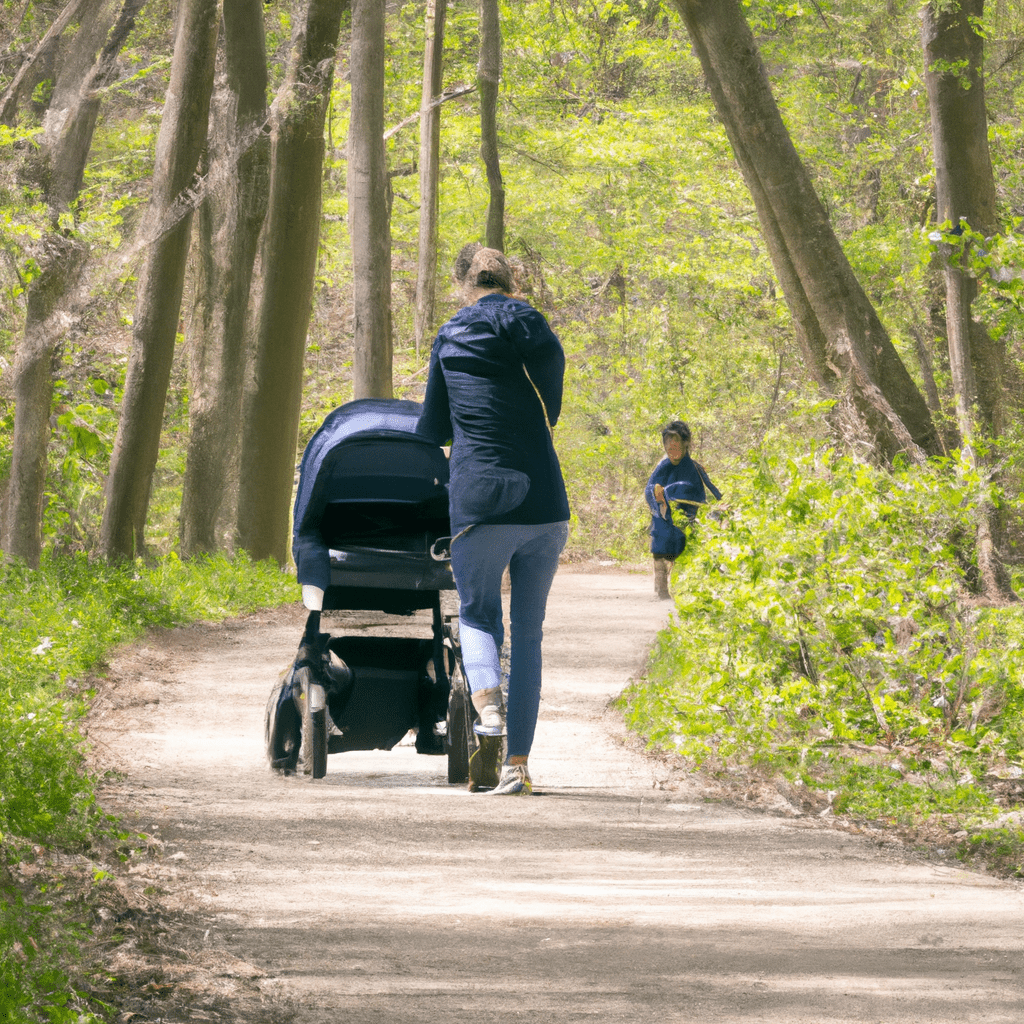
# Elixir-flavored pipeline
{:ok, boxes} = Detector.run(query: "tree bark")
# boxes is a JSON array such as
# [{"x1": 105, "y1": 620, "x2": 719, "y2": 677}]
[
  {"x1": 4, "y1": 237, "x2": 87, "y2": 564},
  {"x1": 922, "y1": 0, "x2": 1014, "y2": 600},
  {"x1": 2, "y1": 0, "x2": 144, "y2": 566},
  {"x1": 348, "y1": 0, "x2": 392, "y2": 399},
  {"x1": 922, "y1": 0, "x2": 1004, "y2": 437},
  {"x1": 478, "y1": 0, "x2": 504, "y2": 251},
  {"x1": 413, "y1": 0, "x2": 447, "y2": 358},
  {"x1": 100, "y1": 0, "x2": 219, "y2": 560},
  {"x1": 0, "y1": 0, "x2": 92, "y2": 125},
  {"x1": 180, "y1": 0, "x2": 270, "y2": 557},
  {"x1": 673, "y1": 0, "x2": 941, "y2": 463},
  {"x1": 236, "y1": 0, "x2": 348, "y2": 564}
]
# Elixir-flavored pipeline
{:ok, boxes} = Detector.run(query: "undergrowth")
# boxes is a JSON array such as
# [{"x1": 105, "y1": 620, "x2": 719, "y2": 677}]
[
  {"x1": 0, "y1": 551, "x2": 296, "y2": 1022},
  {"x1": 618, "y1": 442, "x2": 1024, "y2": 874}
]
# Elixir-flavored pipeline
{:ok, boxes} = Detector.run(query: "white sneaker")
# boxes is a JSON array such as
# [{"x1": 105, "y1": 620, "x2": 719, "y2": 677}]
[{"x1": 490, "y1": 763, "x2": 532, "y2": 795}]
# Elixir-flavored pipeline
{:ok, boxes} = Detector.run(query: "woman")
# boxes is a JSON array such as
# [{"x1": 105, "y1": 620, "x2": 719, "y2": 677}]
[
  {"x1": 417, "y1": 245, "x2": 570, "y2": 794},
  {"x1": 644, "y1": 420, "x2": 721, "y2": 600}
]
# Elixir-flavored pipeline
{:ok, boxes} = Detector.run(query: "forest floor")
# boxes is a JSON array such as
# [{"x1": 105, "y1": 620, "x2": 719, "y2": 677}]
[{"x1": 80, "y1": 567, "x2": 1024, "y2": 1023}]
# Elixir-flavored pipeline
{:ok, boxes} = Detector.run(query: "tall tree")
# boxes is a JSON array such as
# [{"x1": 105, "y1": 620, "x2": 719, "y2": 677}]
[
  {"x1": 0, "y1": 0, "x2": 93, "y2": 125},
  {"x1": 478, "y1": 0, "x2": 504, "y2": 251},
  {"x1": 413, "y1": 0, "x2": 447, "y2": 357},
  {"x1": 348, "y1": 0, "x2": 392, "y2": 399},
  {"x1": 236, "y1": 0, "x2": 348, "y2": 564},
  {"x1": 923, "y1": 0, "x2": 1003, "y2": 439},
  {"x1": 672, "y1": 0, "x2": 942, "y2": 463},
  {"x1": 923, "y1": 0, "x2": 1014, "y2": 599},
  {"x1": 3, "y1": 0, "x2": 144, "y2": 566},
  {"x1": 180, "y1": 0, "x2": 270, "y2": 556},
  {"x1": 100, "y1": 0, "x2": 219, "y2": 559}
]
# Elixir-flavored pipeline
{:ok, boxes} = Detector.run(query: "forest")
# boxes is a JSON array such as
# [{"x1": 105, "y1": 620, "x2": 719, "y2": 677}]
[{"x1": 2, "y1": 0, "x2": 1024, "y2": 1018}]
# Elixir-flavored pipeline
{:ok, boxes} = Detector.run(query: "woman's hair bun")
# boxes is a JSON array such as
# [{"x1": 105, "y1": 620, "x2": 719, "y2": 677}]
[{"x1": 470, "y1": 248, "x2": 513, "y2": 292}]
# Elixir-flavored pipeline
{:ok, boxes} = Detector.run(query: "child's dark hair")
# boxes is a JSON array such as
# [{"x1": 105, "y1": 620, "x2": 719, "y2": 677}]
[{"x1": 661, "y1": 420, "x2": 691, "y2": 444}]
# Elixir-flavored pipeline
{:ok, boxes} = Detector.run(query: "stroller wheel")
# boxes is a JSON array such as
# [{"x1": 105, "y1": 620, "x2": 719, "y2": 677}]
[
  {"x1": 265, "y1": 671, "x2": 301, "y2": 774},
  {"x1": 306, "y1": 708, "x2": 328, "y2": 779},
  {"x1": 301, "y1": 703, "x2": 328, "y2": 779},
  {"x1": 446, "y1": 659, "x2": 472, "y2": 784},
  {"x1": 297, "y1": 665, "x2": 329, "y2": 779}
]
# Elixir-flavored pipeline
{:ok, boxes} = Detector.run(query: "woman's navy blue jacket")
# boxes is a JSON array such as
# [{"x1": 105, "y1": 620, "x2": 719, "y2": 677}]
[
  {"x1": 644, "y1": 455, "x2": 721, "y2": 557},
  {"x1": 416, "y1": 293, "x2": 570, "y2": 535}
]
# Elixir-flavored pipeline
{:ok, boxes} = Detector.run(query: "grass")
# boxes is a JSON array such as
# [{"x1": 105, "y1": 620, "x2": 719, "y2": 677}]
[
  {"x1": 0, "y1": 550, "x2": 297, "y2": 1023},
  {"x1": 955, "y1": 826, "x2": 1024, "y2": 878}
]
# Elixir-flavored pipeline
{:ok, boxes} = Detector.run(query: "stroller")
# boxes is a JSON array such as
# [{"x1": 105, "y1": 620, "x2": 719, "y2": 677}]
[{"x1": 264, "y1": 398, "x2": 474, "y2": 783}]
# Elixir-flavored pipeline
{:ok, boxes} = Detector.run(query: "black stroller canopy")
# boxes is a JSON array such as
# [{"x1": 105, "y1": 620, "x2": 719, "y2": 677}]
[
  {"x1": 294, "y1": 398, "x2": 431, "y2": 516},
  {"x1": 292, "y1": 398, "x2": 451, "y2": 596}
]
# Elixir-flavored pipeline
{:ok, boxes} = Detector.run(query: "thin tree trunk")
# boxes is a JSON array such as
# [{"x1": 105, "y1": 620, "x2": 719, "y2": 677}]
[
  {"x1": 923, "y1": 0, "x2": 1014, "y2": 600},
  {"x1": 4, "y1": 237, "x2": 88, "y2": 563},
  {"x1": 910, "y1": 325, "x2": 946, "y2": 453},
  {"x1": 180, "y1": 0, "x2": 270, "y2": 556},
  {"x1": 478, "y1": 0, "x2": 504, "y2": 251},
  {"x1": 413, "y1": 0, "x2": 447, "y2": 358},
  {"x1": 100, "y1": 0, "x2": 219, "y2": 559},
  {"x1": 2, "y1": 0, "x2": 144, "y2": 565},
  {"x1": 236, "y1": 0, "x2": 348, "y2": 564},
  {"x1": 349, "y1": 0, "x2": 393, "y2": 399},
  {"x1": 945, "y1": 265, "x2": 976, "y2": 444},
  {"x1": 923, "y1": 0, "x2": 1004, "y2": 437},
  {"x1": 47, "y1": 0, "x2": 117, "y2": 121},
  {"x1": 673, "y1": 0, "x2": 941, "y2": 463},
  {"x1": 0, "y1": 0, "x2": 92, "y2": 125}
]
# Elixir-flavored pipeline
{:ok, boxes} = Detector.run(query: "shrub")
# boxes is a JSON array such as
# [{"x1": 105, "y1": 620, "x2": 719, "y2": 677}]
[{"x1": 619, "y1": 444, "x2": 1024, "y2": 825}]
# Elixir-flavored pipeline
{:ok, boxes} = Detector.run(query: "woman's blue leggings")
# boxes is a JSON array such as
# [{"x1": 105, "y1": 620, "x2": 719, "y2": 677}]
[{"x1": 450, "y1": 521, "x2": 568, "y2": 758}]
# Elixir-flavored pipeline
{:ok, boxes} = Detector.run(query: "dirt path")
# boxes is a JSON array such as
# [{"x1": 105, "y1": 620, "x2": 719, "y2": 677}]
[{"x1": 89, "y1": 569, "x2": 1024, "y2": 1023}]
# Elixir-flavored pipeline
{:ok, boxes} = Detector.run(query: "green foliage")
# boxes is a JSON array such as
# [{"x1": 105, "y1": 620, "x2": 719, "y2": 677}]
[
  {"x1": 0, "y1": 549, "x2": 296, "y2": 1020},
  {"x1": 0, "y1": 550, "x2": 296, "y2": 852},
  {"x1": 955, "y1": 824, "x2": 1024, "y2": 878},
  {"x1": 619, "y1": 440, "x2": 1024, "y2": 826},
  {"x1": 1, "y1": 874, "x2": 106, "y2": 1024}
]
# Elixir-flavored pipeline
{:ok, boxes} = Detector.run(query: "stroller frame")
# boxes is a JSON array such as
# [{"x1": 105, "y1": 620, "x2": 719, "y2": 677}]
[{"x1": 271, "y1": 398, "x2": 477, "y2": 783}]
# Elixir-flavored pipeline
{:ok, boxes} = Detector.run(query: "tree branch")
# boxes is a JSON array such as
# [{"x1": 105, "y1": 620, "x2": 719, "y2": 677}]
[
  {"x1": 382, "y1": 82, "x2": 475, "y2": 141},
  {"x1": 0, "y1": 0, "x2": 93, "y2": 125}
]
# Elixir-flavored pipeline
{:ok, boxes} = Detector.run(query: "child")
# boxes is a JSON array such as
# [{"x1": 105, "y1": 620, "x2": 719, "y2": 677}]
[{"x1": 644, "y1": 420, "x2": 721, "y2": 600}]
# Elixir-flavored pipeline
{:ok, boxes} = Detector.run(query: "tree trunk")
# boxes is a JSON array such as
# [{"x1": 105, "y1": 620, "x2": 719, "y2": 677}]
[
  {"x1": 100, "y1": 0, "x2": 219, "y2": 559},
  {"x1": 2, "y1": 0, "x2": 144, "y2": 566},
  {"x1": 349, "y1": 0, "x2": 393, "y2": 399},
  {"x1": 922, "y1": 0, "x2": 1015, "y2": 600},
  {"x1": 922, "y1": 0, "x2": 1004, "y2": 438},
  {"x1": 180, "y1": 0, "x2": 270, "y2": 557},
  {"x1": 478, "y1": 0, "x2": 504, "y2": 251},
  {"x1": 673, "y1": 0, "x2": 941, "y2": 463},
  {"x1": 236, "y1": 0, "x2": 348, "y2": 564},
  {"x1": 413, "y1": 0, "x2": 447, "y2": 358},
  {"x1": 4, "y1": 237, "x2": 87, "y2": 564},
  {"x1": 0, "y1": 0, "x2": 92, "y2": 125}
]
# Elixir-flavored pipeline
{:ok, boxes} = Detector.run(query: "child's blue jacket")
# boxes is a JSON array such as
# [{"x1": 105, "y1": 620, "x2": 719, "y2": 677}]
[{"x1": 644, "y1": 455, "x2": 721, "y2": 556}]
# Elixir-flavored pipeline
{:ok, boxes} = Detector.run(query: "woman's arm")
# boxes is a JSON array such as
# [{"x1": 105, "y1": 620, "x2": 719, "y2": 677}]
[{"x1": 416, "y1": 341, "x2": 453, "y2": 445}]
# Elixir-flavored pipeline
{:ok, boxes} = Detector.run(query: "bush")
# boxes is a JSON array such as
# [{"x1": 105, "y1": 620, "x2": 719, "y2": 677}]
[{"x1": 619, "y1": 443, "x2": 1024, "y2": 826}]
